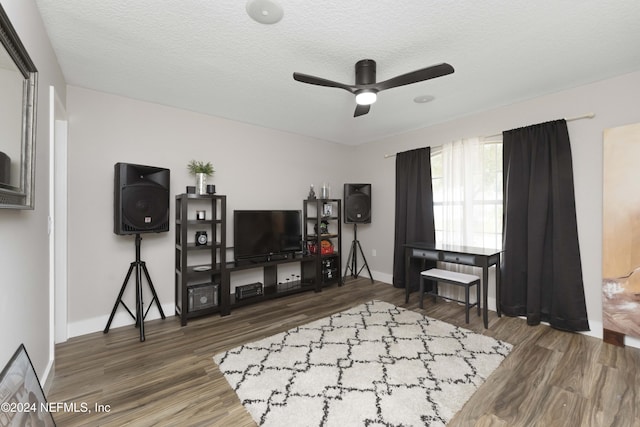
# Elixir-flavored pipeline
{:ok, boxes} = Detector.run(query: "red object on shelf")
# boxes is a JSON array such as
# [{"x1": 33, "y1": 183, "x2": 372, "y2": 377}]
[{"x1": 308, "y1": 240, "x2": 334, "y2": 255}]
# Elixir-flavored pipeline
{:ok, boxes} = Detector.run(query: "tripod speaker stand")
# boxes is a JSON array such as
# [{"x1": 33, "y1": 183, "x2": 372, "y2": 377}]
[
  {"x1": 104, "y1": 233, "x2": 165, "y2": 341},
  {"x1": 344, "y1": 223, "x2": 374, "y2": 283}
]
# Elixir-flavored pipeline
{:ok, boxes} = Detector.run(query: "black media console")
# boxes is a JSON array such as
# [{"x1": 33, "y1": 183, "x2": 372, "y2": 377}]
[{"x1": 175, "y1": 194, "x2": 343, "y2": 325}]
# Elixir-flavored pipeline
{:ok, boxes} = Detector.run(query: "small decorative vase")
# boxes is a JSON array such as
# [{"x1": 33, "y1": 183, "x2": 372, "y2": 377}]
[
  {"x1": 321, "y1": 183, "x2": 330, "y2": 199},
  {"x1": 196, "y1": 173, "x2": 207, "y2": 195}
]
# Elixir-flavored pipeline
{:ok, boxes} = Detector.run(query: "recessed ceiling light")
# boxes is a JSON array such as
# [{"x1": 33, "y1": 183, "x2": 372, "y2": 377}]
[
  {"x1": 246, "y1": 0, "x2": 284, "y2": 24},
  {"x1": 414, "y1": 95, "x2": 435, "y2": 104}
]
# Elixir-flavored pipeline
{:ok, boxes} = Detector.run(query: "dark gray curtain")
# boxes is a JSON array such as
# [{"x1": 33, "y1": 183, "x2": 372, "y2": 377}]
[
  {"x1": 501, "y1": 119, "x2": 589, "y2": 332},
  {"x1": 392, "y1": 147, "x2": 435, "y2": 290}
]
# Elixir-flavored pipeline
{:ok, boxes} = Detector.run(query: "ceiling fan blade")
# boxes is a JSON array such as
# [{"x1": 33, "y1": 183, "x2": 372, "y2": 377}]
[
  {"x1": 375, "y1": 63, "x2": 454, "y2": 91},
  {"x1": 354, "y1": 104, "x2": 370, "y2": 117},
  {"x1": 293, "y1": 72, "x2": 357, "y2": 94}
]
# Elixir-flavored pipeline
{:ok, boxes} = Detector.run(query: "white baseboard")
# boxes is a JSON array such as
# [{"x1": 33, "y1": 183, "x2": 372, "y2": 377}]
[
  {"x1": 67, "y1": 302, "x2": 174, "y2": 338},
  {"x1": 42, "y1": 358, "x2": 55, "y2": 395},
  {"x1": 581, "y1": 320, "x2": 603, "y2": 340},
  {"x1": 369, "y1": 270, "x2": 393, "y2": 284},
  {"x1": 625, "y1": 334, "x2": 640, "y2": 349}
]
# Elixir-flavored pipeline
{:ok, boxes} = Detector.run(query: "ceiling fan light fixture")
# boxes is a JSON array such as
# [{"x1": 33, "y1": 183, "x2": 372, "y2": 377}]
[{"x1": 355, "y1": 91, "x2": 377, "y2": 105}]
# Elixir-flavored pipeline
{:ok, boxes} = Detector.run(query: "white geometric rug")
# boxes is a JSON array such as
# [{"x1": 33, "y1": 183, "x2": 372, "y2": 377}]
[{"x1": 213, "y1": 300, "x2": 512, "y2": 427}]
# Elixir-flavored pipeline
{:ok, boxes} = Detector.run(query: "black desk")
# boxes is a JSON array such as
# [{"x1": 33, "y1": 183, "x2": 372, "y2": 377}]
[{"x1": 404, "y1": 242, "x2": 501, "y2": 328}]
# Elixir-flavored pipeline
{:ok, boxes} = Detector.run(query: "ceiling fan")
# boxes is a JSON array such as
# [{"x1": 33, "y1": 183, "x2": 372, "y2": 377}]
[{"x1": 293, "y1": 59, "x2": 454, "y2": 117}]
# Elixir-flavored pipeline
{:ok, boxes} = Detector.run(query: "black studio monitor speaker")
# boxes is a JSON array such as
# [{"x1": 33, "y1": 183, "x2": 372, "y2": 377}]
[
  {"x1": 344, "y1": 183, "x2": 371, "y2": 224},
  {"x1": 114, "y1": 163, "x2": 170, "y2": 235}
]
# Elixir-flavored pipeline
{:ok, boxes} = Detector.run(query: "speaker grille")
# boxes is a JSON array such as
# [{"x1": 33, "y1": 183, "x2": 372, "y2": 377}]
[{"x1": 121, "y1": 183, "x2": 169, "y2": 231}]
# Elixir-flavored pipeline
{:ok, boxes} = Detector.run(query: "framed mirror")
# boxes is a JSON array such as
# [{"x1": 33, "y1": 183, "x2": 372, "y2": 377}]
[{"x1": 0, "y1": 4, "x2": 38, "y2": 209}]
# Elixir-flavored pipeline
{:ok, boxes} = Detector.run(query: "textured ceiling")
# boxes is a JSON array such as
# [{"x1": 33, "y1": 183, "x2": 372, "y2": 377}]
[{"x1": 35, "y1": 0, "x2": 640, "y2": 145}]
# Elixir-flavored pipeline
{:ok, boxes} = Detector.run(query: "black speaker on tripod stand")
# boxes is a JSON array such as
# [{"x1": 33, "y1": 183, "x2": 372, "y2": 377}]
[
  {"x1": 344, "y1": 184, "x2": 374, "y2": 283},
  {"x1": 105, "y1": 163, "x2": 169, "y2": 341}
]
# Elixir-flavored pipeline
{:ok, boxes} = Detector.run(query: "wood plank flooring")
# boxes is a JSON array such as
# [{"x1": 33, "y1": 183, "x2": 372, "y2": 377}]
[{"x1": 48, "y1": 278, "x2": 640, "y2": 426}]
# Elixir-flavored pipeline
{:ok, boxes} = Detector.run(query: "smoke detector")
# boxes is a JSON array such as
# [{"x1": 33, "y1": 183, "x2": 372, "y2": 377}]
[{"x1": 246, "y1": 0, "x2": 284, "y2": 24}]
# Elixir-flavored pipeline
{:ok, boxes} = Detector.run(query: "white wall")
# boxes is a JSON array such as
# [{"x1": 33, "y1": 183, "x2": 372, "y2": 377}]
[
  {"x1": 65, "y1": 86, "x2": 352, "y2": 335},
  {"x1": 66, "y1": 71, "x2": 640, "y2": 339},
  {"x1": 351, "y1": 70, "x2": 640, "y2": 335},
  {"x1": 0, "y1": 0, "x2": 66, "y2": 381},
  {"x1": 14, "y1": 58, "x2": 633, "y2": 357}
]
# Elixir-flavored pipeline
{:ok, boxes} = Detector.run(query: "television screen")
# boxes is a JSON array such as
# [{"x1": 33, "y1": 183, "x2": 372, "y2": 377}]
[{"x1": 234, "y1": 210, "x2": 302, "y2": 260}]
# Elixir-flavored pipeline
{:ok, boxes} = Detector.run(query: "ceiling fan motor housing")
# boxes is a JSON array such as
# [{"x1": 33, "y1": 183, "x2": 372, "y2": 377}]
[{"x1": 356, "y1": 59, "x2": 376, "y2": 85}]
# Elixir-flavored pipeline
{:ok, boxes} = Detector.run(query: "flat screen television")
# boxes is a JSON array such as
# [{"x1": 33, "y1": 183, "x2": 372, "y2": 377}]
[{"x1": 234, "y1": 210, "x2": 302, "y2": 261}]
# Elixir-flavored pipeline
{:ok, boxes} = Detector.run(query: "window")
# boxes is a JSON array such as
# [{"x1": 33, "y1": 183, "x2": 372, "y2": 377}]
[{"x1": 431, "y1": 138, "x2": 503, "y2": 250}]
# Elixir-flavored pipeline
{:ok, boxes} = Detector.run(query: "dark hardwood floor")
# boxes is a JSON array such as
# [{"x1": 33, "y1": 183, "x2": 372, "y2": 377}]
[{"x1": 48, "y1": 278, "x2": 640, "y2": 426}]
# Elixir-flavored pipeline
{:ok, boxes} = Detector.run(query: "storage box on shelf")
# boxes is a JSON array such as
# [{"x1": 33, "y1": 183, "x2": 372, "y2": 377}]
[
  {"x1": 303, "y1": 198, "x2": 343, "y2": 287},
  {"x1": 226, "y1": 253, "x2": 317, "y2": 308},
  {"x1": 175, "y1": 194, "x2": 228, "y2": 325}
]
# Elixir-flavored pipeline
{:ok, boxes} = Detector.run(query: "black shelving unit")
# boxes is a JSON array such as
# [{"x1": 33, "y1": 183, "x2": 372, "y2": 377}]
[
  {"x1": 175, "y1": 194, "x2": 228, "y2": 325},
  {"x1": 303, "y1": 198, "x2": 343, "y2": 288}
]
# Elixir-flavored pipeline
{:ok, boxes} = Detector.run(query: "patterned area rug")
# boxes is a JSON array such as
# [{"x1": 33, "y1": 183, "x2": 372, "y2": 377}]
[{"x1": 213, "y1": 300, "x2": 512, "y2": 426}]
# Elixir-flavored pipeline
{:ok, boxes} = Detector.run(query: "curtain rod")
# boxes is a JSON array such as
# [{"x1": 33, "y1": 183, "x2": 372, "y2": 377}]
[
  {"x1": 482, "y1": 112, "x2": 595, "y2": 139},
  {"x1": 384, "y1": 112, "x2": 596, "y2": 158}
]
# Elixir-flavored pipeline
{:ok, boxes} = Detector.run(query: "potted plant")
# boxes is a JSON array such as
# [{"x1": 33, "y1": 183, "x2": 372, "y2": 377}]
[{"x1": 187, "y1": 160, "x2": 215, "y2": 195}]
